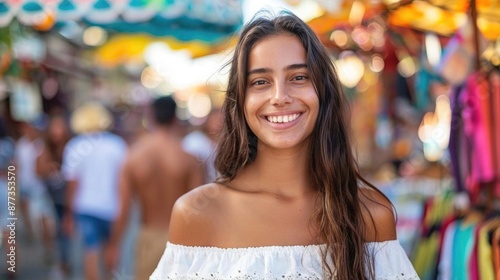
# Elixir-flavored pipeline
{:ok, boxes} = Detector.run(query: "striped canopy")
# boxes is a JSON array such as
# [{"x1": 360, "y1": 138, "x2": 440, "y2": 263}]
[{"x1": 0, "y1": 0, "x2": 243, "y2": 42}]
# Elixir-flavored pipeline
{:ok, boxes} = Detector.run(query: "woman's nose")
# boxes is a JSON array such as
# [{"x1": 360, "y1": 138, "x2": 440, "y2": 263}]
[{"x1": 270, "y1": 82, "x2": 292, "y2": 106}]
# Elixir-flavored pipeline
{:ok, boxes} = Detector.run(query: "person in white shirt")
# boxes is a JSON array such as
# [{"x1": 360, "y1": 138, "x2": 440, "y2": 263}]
[
  {"x1": 151, "y1": 11, "x2": 419, "y2": 280},
  {"x1": 62, "y1": 103, "x2": 127, "y2": 280},
  {"x1": 106, "y1": 96, "x2": 203, "y2": 280}
]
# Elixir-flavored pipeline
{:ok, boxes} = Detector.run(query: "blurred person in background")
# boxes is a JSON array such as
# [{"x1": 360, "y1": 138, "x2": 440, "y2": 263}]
[
  {"x1": 62, "y1": 103, "x2": 127, "y2": 280},
  {"x1": 14, "y1": 116, "x2": 56, "y2": 262},
  {"x1": 182, "y1": 108, "x2": 223, "y2": 183},
  {"x1": 106, "y1": 96, "x2": 204, "y2": 280},
  {"x1": 36, "y1": 114, "x2": 71, "y2": 277},
  {"x1": 0, "y1": 118, "x2": 15, "y2": 279}
]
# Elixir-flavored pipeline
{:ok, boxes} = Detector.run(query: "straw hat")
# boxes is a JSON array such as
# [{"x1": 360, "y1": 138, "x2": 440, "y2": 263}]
[{"x1": 70, "y1": 102, "x2": 113, "y2": 134}]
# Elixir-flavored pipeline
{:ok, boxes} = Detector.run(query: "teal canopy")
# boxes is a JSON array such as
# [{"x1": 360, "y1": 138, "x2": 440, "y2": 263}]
[{"x1": 0, "y1": 0, "x2": 243, "y2": 42}]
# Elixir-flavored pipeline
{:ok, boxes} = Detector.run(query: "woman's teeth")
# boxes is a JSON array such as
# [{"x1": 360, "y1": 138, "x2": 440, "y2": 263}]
[{"x1": 266, "y1": 113, "x2": 299, "y2": 123}]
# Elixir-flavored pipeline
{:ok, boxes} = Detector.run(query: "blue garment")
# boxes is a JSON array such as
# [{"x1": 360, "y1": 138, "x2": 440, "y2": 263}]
[
  {"x1": 0, "y1": 137, "x2": 14, "y2": 170},
  {"x1": 452, "y1": 220, "x2": 476, "y2": 280},
  {"x1": 76, "y1": 213, "x2": 112, "y2": 249}
]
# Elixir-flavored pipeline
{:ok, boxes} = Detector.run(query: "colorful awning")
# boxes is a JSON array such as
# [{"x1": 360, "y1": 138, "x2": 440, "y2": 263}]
[
  {"x1": 308, "y1": 0, "x2": 499, "y2": 41},
  {"x1": 0, "y1": 0, "x2": 243, "y2": 42},
  {"x1": 388, "y1": 0, "x2": 500, "y2": 40}
]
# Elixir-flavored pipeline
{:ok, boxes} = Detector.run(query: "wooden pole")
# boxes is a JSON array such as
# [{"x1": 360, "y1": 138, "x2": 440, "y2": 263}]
[{"x1": 470, "y1": 0, "x2": 481, "y2": 71}]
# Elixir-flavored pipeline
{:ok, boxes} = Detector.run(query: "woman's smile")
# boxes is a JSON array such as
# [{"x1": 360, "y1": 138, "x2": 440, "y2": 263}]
[{"x1": 265, "y1": 112, "x2": 301, "y2": 124}]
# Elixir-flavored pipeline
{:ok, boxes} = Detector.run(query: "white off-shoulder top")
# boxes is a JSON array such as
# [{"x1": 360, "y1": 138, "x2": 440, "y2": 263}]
[{"x1": 150, "y1": 240, "x2": 419, "y2": 279}]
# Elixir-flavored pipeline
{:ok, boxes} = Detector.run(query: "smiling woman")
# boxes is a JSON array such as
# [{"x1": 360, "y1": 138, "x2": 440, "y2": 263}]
[
  {"x1": 244, "y1": 34, "x2": 319, "y2": 151},
  {"x1": 150, "y1": 10, "x2": 419, "y2": 280}
]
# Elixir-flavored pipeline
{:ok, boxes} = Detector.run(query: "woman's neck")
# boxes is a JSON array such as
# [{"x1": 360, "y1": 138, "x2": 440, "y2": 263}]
[{"x1": 234, "y1": 145, "x2": 313, "y2": 198}]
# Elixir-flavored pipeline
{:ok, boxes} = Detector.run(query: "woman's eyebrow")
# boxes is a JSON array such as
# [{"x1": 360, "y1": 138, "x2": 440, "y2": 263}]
[
  {"x1": 247, "y1": 67, "x2": 272, "y2": 76},
  {"x1": 284, "y1": 63, "x2": 308, "y2": 71},
  {"x1": 247, "y1": 63, "x2": 308, "y2": 76}
]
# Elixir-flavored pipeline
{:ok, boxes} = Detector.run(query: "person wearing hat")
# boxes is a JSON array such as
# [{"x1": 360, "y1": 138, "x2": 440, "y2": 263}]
[{"x1": 61, "y1": 102, "x2": 127, "y2": 280}]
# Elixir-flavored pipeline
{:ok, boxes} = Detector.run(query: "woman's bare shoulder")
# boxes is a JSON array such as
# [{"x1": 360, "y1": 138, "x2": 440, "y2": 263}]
[
  {"x1": 168, "y1": 183, "x2": 228, "y2": 246},
  {"x1": 358, "y1": 186, "x2": 397, "y2": 242}
]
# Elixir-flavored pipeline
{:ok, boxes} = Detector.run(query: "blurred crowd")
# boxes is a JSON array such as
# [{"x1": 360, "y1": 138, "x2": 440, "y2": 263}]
[{"x1": 0, "y1": 96, "x2": 222, "y2": 280}]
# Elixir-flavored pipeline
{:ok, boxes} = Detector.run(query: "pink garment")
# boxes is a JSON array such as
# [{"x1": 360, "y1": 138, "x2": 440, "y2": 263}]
[
  {"x1": 461, "y1": 73, "x2": 495, "y2": 199},
  {"x1": 490, "y1": 72, "x2": 500, "y2": 197},
  {"x1": 469, "y1": 223, "x2": 481, "y2": 280}
]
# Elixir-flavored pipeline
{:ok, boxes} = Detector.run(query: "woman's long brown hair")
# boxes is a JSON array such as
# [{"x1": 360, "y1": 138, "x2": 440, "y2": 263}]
[{"x1": 214, "y1": 11, "x2": 386, "y2": 279}]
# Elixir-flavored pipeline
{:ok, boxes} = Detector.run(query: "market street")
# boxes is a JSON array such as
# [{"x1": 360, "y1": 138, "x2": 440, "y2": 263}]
[{"x1": 5, "y1": 203, "x2": 141, "y2": 280}]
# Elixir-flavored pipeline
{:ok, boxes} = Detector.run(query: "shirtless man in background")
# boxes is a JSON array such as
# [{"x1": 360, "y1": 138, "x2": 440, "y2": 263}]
[{"x1": 106, "y1": 96, "x2": 204, "y2": 280}]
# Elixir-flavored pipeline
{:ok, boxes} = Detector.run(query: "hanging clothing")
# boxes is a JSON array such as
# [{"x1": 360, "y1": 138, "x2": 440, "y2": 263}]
[
  {"x1": 448, "y1": 85, "x2": 467, "y2": 193},
  {"x1": 488, "y1": 71, "x2": 500, "y2": 197},
  {"x1": 451, "y1": 219, "x2": 478, "y2": 280},
  {"x1": 438, "y1": 220, "x2": 457, "y2": 280},
  {"x1": 493, "y1": 226, "x2": 500, "y2": 279},
  {"x1": 461, "y1": 73, "x2": 496, "y2": 200}
]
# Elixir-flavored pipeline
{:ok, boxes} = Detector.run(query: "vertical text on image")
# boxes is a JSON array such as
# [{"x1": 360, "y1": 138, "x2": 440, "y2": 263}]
[{"x1": 6, "y1": 165, "x2": 17, "y2": 273}]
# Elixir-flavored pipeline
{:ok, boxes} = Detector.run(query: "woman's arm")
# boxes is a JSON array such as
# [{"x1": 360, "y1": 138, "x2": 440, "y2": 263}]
[
  {"x1": 168, "y1": 184, "x2": 220, "y2": 246},
  {"x1": 359, "y1": 187, "x2": 397, "y2": 242}
]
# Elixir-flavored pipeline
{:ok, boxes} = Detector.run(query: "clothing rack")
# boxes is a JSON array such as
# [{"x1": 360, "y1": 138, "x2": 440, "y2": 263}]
[{"x1": 468, "y1": 0, "x2": 500, "y2": 212}]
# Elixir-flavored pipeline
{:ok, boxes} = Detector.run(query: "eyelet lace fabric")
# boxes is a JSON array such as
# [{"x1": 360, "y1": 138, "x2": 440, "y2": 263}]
[{"x1": 150, "y1": 240, "x2": 419, "y2": 280}]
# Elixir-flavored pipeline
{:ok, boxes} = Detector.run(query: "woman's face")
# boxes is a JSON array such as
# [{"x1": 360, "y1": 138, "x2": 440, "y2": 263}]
[{"x1": 244, "y1": 34, "x2": 319, "y2": 152}]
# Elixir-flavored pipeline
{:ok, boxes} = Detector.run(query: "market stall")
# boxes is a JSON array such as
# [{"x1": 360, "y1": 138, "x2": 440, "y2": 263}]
[{"x1": 308, "y1": 0, "x2": 500, "y2": 279}]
